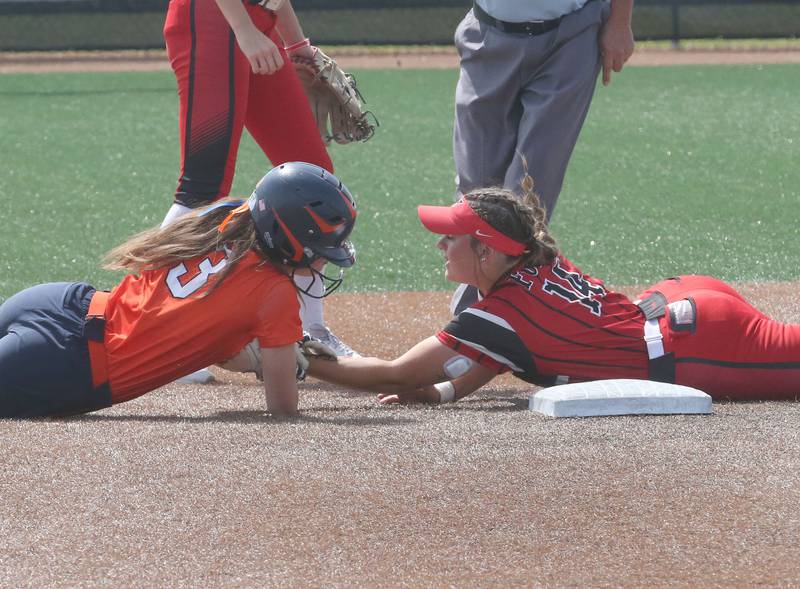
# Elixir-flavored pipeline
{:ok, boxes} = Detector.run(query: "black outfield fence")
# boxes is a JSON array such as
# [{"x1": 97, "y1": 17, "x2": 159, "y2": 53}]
[{"x1": 0, "y1": 0, "x2": 798, "y2": 51}]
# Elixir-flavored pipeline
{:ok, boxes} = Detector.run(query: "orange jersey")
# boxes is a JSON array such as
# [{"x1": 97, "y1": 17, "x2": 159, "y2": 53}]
[{"x1": 102, "y1": 250, "x2": 301, "y2": 403}]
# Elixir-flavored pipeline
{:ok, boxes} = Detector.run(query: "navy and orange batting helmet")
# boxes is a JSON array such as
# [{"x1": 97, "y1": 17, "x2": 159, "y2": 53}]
[
  {"x1": 247, "y1": 162, "x2": 357, "y2": 297},
  {"x1": 249, "y1": 162, "x2": 357, "y2": 269}
]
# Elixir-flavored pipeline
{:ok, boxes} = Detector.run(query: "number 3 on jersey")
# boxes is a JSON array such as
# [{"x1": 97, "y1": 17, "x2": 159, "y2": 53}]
[{"x1": 166, "y1": 251, "x2": 228, "y2": 298}]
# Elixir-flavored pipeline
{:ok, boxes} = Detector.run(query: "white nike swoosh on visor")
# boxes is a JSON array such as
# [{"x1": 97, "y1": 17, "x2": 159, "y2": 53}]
[{"x1": 474, "y1": 230, "x2": 493, "y2": 238}]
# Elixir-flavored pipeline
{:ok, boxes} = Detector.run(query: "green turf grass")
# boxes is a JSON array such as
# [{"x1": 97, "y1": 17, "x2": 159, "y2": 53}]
[
  {"x1": 0, "y1": 64, "x2": 798, "y2": 300},
  {"x1": 0, "y1": 72, "x2": 176, "y2": 296},
  {"x1": 560, "y1": 64, "x2": 800, "y2": 285}
]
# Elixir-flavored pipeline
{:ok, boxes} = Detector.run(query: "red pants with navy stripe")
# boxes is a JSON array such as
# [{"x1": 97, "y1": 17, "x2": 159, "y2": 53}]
[
  {"x1": 638, "y1": 276, "x2": 800, "y2": 401},
  {"x1": 163, "y1": 0, "x2": 332, "y2": 207}
]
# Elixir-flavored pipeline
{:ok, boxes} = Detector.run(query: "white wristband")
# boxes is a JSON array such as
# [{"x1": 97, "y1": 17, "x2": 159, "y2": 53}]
[{"x1": 434, "y1": 381, "x2": 456, "y2": 404}]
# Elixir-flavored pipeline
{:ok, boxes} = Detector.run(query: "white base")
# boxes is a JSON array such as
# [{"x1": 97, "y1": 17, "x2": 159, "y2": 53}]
[{"x1": 529, "y1": 379, "x2": 712, "y2": 418}]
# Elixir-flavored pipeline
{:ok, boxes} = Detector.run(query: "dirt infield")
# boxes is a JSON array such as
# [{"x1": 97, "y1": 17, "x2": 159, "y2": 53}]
[
  {"x1": 3, "y1": 285, "x2": 800, "y2": 587},
  {"x1": 2, "y1": 46, "x2": 800, "y2": 73}
]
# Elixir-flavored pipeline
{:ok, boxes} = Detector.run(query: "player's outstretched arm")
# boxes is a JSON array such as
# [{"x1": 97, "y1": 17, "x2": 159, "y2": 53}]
[
  {"x1": 261, "y1": 344, "x2": 300, "y2": 415},
  {"x1": 378, "y1": 365, "x2": 495, "y2": 406},
  {"x1": 307, "y1": 336, "x2": 496, "y2": 403}
]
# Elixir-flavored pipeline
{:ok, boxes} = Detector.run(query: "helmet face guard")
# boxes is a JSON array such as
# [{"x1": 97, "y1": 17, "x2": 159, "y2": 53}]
[
  {"x1": 291, "y1": 266, "x2": 345, "y2": 299},
  {"x1": 248, "y1": 162, "x2": 358, "y2": 272}
]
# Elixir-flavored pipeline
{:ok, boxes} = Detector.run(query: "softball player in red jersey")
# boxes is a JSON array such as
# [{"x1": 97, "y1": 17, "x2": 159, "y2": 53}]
[
  {"x1": 163, "y1": 0, "x2": 331, "y2": 210},
  {"x1": 0, "y1": 163, "x2": 357, "y2": 418},
  {"x1": 308, "y1": 184, "x2": 800, "y2": 404}
]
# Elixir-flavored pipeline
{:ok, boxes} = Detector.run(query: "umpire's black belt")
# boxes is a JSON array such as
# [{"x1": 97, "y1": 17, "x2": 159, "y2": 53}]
[{"x1": 472, "y1": 2, "x2": 562, "y2": 35}]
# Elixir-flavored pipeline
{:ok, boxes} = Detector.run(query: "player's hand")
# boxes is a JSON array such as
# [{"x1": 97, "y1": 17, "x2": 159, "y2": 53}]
[
  {"x1": 378, "y1": 388, "x2": 441, "y2": 405},
  {"x1": 287, "y1": 42, "x2": 316, "y2": 62},
  {"x1": 235, "y1": 27, "x2": 284, "y2": 75},
  {"x1": 599, "y1": 18, "x2": 634, "y2": 86}
]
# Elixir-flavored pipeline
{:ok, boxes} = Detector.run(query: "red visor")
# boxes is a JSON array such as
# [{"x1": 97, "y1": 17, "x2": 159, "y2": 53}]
[{"x1": 417, "y1": 200, "x2": 527, "y2": 256}]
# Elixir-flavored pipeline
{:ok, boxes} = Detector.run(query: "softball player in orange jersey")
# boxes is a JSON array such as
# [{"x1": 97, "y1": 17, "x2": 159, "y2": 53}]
[{"x1": 0, "y1": 163, "x2": 356, "y2": 418}]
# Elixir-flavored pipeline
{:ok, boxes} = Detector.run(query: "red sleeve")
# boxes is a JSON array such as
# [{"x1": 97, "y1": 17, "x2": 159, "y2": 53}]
[
  {"x1": 253, "y1": 279, "x2": 302, "y2": 348},
  {"x1": 436, "y1": 331, "x2": 509, "y2": 374}
]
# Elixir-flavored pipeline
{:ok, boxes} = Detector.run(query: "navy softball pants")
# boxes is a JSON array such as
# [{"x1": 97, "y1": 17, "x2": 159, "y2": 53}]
[{"x1": 0, "y1": 282, "x2": 112, "y2": 418}]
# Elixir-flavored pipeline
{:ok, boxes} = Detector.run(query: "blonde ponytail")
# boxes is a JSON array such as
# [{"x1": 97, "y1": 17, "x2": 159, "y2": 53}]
[{"x1": 103, "y1": 199, "x2": 271, "y2": 296}]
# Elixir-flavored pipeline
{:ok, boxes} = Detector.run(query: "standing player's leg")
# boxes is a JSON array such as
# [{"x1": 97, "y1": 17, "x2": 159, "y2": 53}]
[
  {"x1": 508, "y1": 0, "x2": 608, "y2": 219},
  {"x1": 243, "y1": 34, "x2": 356, "y2": 357},
  {"x1": 162, "y1": 0, "x2": 254, "y2": 226}
]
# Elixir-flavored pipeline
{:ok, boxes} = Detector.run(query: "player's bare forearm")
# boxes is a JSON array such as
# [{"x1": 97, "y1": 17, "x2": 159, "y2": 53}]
[
  {"x1": 379, "y1": 368, "x2": 496, "y2": 405},
  {"x1": 309, "y1": 351, "x2": 498, "y2": 409},
  {"x1": 275, "y1": 1, "x2": 306, "y2": 46},
  {"x1": 308, "y1": 337, "x2": 497, "y2": 398},
  {"x1": 261, "y1": 345, "x2": 300, "y2": 415},
  {"x1": 307, "y1": 356, "x2": 411, "y2": 392}
]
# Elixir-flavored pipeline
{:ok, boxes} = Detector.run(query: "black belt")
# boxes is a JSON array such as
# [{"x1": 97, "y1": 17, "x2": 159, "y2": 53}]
[{"x1": 472, "y1": 2, "x2": 562, "y2": 35}]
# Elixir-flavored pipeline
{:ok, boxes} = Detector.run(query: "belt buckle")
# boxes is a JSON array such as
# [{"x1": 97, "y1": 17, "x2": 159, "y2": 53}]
[
  {"x1": 644, "y1": 332, "x2": 662, "y2": 344},
  {"x1": 643, "y1": 318, "x2": 665, "y2": 359},
  {"x1": 644, "y1": 333, "x2": 663, "y2": 346},
  {"x1": 643, "y1": 318, "x2": 663, "y2": 342}
]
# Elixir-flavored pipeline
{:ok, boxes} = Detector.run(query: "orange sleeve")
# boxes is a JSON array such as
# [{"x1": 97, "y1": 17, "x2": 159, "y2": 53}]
[{"x1": 253, "y1": 279, "x2": 302, "y2": 348}]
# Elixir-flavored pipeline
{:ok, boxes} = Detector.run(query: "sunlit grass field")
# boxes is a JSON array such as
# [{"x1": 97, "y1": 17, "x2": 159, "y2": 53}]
[{"x1": 0, "y1": 63, "x2": 798, "y2": 299}]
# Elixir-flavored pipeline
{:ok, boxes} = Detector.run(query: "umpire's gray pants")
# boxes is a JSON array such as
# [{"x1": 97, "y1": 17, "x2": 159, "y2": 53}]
[{"x1": 453, "y1": 0, "x2": 609, "y2": 220}]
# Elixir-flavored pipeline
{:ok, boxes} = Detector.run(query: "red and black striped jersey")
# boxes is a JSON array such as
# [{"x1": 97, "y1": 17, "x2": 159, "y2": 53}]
[{"x1": 437, "y1": 256, "x2": 650, "y2": 385}]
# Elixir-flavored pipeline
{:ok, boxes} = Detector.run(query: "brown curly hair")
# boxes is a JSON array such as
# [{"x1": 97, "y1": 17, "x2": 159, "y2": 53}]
[{"x1": 464, "y1": 171, "x2": 558, "y2": 269}]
